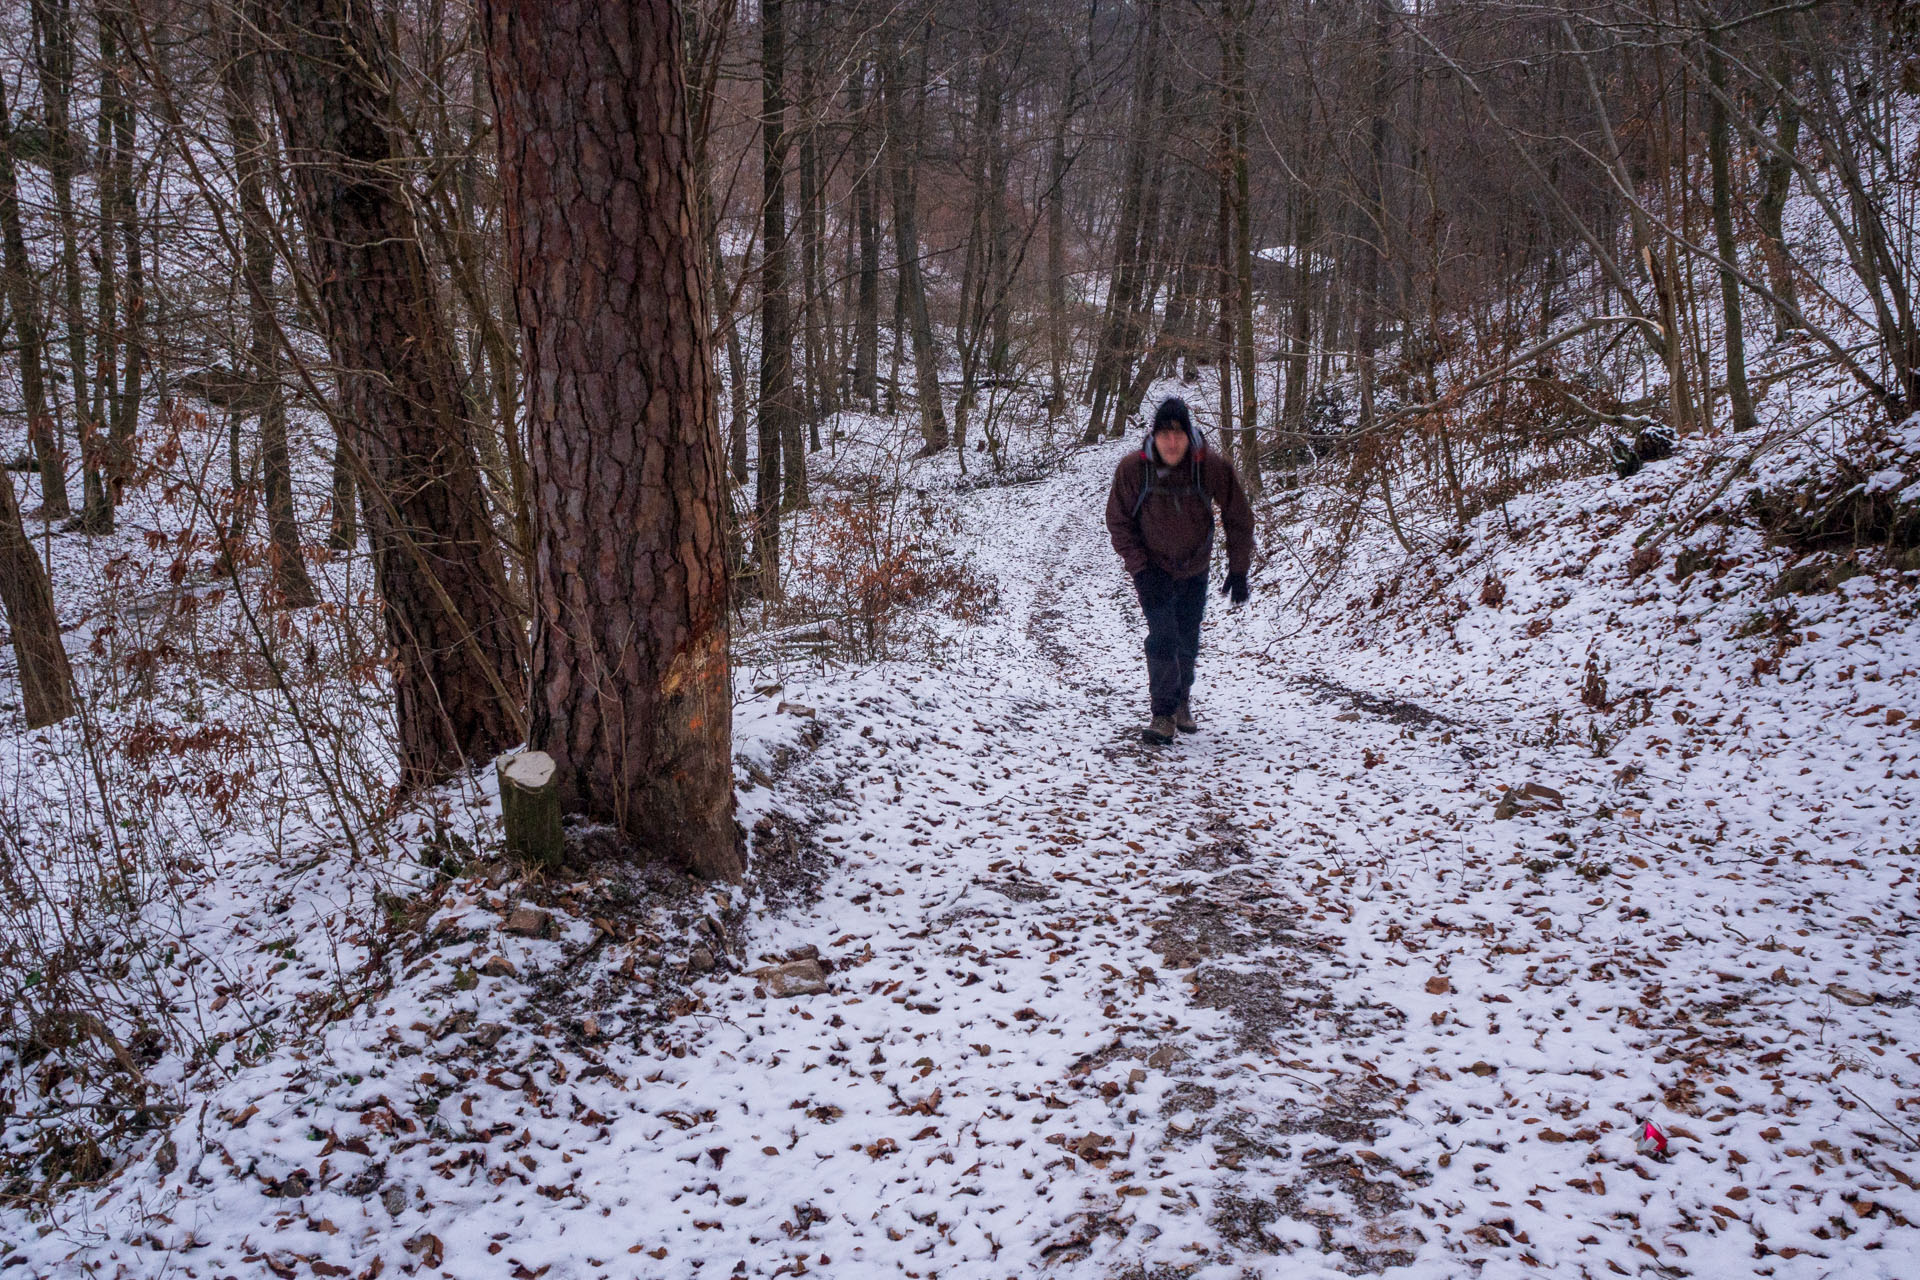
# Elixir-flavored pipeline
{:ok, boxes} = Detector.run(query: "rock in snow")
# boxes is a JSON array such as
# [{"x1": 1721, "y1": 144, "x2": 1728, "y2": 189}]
[{"x1": 756, "y1": 958, "x2": 829, "y2": 997}]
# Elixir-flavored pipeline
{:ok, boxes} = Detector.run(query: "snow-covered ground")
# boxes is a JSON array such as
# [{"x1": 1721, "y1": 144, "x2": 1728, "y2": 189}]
[{"x1": 9, "y1": 397, "x2": 1920, "y2": 1278}]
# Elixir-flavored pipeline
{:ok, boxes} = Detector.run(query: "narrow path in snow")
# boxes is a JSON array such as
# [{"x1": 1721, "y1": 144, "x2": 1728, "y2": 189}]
[
  {"x1": 100, "y1": 447, "x2": 1914, "y2": 1280},
  {"x1": 603, "y1": 455, "x2": 1450, "y2": 1275},
  {"x1": 625, "y1": 448, "x2": 1917, "y2": 1279}
]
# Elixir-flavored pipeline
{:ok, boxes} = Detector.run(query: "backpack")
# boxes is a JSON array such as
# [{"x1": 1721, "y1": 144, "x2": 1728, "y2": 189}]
[{"x1": 1129, "y1": 426, "x2": 1210, "y2": 521}]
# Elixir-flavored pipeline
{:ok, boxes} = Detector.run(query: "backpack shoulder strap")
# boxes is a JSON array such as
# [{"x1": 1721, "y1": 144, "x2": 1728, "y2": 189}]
[
  {"x1": 1129, "y1": 449, "x2": 1155, "y2": 520},
  {"x1": 1188, "y1": 444, "x2": 1209, "y2": 496}
]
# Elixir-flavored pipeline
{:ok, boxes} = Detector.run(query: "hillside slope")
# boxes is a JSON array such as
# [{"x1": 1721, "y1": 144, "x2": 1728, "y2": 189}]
[{"x1": 7, "y1": 414, "x2": 1919, "y2": 1279}]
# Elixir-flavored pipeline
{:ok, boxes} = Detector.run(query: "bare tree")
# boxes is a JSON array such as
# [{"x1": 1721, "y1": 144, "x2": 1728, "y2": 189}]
[
  {"x1": 263, "y1": 0, "x2": 526, "y2": 785},
  {"x1": 0, "y1": 74, "x2": 68, "y2": 517},
  {"x1": 221, "y1": 5, "x2": 316, "y2": 607},
  {"x1": 764, "y1": 0, "x2": 808, "y2": 511},
  {"x1": 1084, "y1": 0, "x2": 1165, "y2": 445},
  {"x1": 0, "y1": 468, "x2": 73, "y2": 728},
  {"x1": 882, "y1": 23, "x2": 949, "y2": 457},
  {"x1": 1223, "y1": 0, "x2": 1260, "y2": 490},
  {"x1": 31, "y1": 0, "x2": 110, "y2": 531},
  {"x1": 849, "y1": 55, "x2": 881, "y2": 406},
  {"x1": 1704, "y1": 18, "x2": 1756, "y2": 433},
  {"x1": 756, "y1": 0, "x2": 797, "y2": 596}
]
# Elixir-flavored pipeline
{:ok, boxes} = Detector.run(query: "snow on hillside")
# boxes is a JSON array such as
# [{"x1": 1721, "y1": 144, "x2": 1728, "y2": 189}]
[{"x1": 6, "y1": 384, "x2": 1918, "y2": 1278}]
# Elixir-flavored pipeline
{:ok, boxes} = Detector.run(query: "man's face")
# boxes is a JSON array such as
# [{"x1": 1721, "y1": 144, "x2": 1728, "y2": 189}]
[{"x1": 1154, "y1": 426, "x2": 1190, "y2": 466}]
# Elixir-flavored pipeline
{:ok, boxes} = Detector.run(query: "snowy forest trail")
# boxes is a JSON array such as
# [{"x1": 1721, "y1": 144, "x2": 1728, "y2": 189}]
[
  {"x1": 684, "y1": 446, "x2": 1920, "y2": 1279},
  {"x1": 650, "y1": 447, "x2": 1918, "y2": 1278},
  {"x1": 10, "y1": 1, "x2": 1920, "y2": 1275},
  {"x1": 22, "y1": 446, "x2": 1920, "y2": 1280},
  {"x1": 677, "y1": 449, "x2": 1457, "y2": 1276}
]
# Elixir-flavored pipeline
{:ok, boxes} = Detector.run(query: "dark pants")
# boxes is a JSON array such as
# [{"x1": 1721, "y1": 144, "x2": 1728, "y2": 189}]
[{"x1": 1134, "y1": 568, "x2": 1207, "y2": 716}]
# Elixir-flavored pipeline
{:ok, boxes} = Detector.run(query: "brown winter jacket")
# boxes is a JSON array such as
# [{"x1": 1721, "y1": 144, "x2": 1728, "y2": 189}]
[{"x1": 1105, "y1": 437, "x2": 1254, "y2": 581}]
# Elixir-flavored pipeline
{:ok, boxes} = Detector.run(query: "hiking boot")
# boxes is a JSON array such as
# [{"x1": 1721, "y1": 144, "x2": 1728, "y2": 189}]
[
  {"x1": 1142, "y1": 714, "x2": 1177, "y2": 745},
  {"x1": 1174, "y1": 701, "x2": 1198, "y2": 734}
]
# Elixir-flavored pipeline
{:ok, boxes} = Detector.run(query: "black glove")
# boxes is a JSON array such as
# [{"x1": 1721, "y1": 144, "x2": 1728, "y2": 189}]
[{"x1": 1221, "y1": 571, "x2": 1249, "y2": 605}]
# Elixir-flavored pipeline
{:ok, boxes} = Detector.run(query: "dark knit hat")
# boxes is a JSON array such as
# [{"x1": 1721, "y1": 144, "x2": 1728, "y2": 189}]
[{"x1": 1152, "y1": 395, "x2": 1192, "y2": 435}]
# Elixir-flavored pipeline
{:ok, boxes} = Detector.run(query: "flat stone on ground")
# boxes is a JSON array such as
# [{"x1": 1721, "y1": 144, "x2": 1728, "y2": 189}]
[{"x1": 756, "y1": 958, "x2": 829, "y2": 997}]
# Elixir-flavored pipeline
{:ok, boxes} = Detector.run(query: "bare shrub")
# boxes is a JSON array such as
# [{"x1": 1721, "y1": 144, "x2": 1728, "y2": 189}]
[
  {"x1": 785, "y1": 489, "x2": 997, "y2": 660},
  {"x1": 0, "y1": 403, "x2": 427, "y2": 1206}
]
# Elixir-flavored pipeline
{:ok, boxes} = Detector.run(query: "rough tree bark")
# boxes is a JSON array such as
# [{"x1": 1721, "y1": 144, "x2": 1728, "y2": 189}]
[
  {"x1": 0, "y1": 74, "x2": 68, "y2": 517},
  {"x1": 0, "y1": 467, "x2": 73, "y2": 728},
  {"x1": 482, "y1": 0, "x2": 741, "y2": 881},
  {"x1": 263, "y1": 0, "x2": 526, "y2": 786}
]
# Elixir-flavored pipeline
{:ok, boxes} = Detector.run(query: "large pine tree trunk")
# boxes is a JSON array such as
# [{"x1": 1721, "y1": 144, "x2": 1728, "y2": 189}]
[
  {"x1": 263, "y1": 0, "x2": 526, "y2": 786},
  {"x1": 482, "y1": 0, "x2": 741, "y2": 882},
  {"x1": 0, "y1": 75, "x2": 68, "y2": 517},
  {"x1": 223, "y1": 12, "x2": 316, "y2": 607},
  {"x1": 0, "y1": 467, "x2": 73, "y2": 728}
]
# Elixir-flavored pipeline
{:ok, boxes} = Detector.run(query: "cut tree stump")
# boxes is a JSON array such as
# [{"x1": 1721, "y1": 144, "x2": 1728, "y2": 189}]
[{"x1": 498, "y1": 751, "x2": 563, "y2": 866}]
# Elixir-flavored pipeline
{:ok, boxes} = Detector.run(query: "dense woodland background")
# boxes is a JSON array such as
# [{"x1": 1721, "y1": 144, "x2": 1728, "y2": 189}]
[{"x1": 0, "y1": 0, "x2": 1918, "y2": 1241}]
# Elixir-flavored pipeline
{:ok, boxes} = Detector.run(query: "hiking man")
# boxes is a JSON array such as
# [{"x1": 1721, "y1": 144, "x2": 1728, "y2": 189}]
[{"x1": 1104, "y1": 395, "x2": 1254, "y2": 744}]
